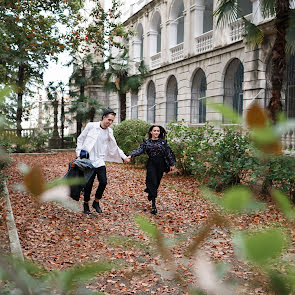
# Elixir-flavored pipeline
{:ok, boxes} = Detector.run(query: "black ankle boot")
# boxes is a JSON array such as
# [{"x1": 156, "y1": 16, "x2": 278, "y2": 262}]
[
  {"x1": 151, "y1": 206, "x2": 157, "y2": 215},
  {"x1": 83, "y1": 202, "x2": 91, "y2": 214},
  {"x1": 92, "y1": 200, "x2": 102, "y2": 213}
]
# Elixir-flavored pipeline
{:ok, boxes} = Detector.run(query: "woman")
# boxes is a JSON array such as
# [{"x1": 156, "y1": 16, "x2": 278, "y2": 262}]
[{"x1": 127, "y1": 125, "x2": 176, "y2": 214}]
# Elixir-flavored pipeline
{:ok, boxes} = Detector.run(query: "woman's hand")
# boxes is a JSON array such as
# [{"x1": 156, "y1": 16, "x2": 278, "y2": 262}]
[
  {"x1": 124, "y1": 156, "x2": 131, "y2": 163},
  {"x1": 170, "y1": 166, "x2": 175, "y2": 172}
]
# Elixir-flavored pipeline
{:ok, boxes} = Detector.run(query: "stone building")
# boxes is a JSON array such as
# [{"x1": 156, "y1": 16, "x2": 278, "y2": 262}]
[{"x1": 107, "y1": 0, "x2": 295, "y2": 146}]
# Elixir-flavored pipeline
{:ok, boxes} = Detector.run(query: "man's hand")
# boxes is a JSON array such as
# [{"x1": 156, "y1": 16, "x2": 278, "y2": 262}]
[
  {"x1": 124, "y1": 156, "x2": 131, "y2": 163},
  {"x1": 170, "y1": 166, "x2": 175, "y2": 172}
]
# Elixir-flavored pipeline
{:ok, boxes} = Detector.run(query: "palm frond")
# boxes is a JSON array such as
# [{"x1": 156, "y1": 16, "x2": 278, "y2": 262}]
[
  {"x1": 286, "y1": 9, "x2": 295, "y2": 55},
  {"x1": 260, "y1": 0, "x2": 276, "y2": 19},
  {"x1": 243, "y1": 17, "x2": 264, "y2": 48},
  {"x1": 213, "y1": 0, "x2": 238, "y2": 27}
]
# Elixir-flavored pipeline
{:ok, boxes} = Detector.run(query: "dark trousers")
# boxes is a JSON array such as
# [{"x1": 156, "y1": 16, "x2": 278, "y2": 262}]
[{"x1": 84, "y1": 166, "x2": 107, "y2": 202}]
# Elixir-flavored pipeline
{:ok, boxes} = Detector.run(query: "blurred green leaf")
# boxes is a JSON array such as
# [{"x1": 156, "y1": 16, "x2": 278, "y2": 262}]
[
  {"x1": 222, "y1": 186, "x2": 265, "y2": 213},
  {"x1": 272, "y1": 190, "x2": 295, "y2": 220},
  {"x1": 57, "y1": 262, "x2": 115, "y2": 292},
  {"x1": 207, "y1": 102, "x2": 242, "y2": 124},
  {"x1": 234, "y1": 228, "x2": 287, "y2": 266},
  {"x1": 268, "y1": 270, "x2": 291, "y2": 295},
  {"x1": 251, "y1": 126, "x2": 278, "y2": 145},
  {"x1": 46, "y1": 177, "x2": 85, "y2": 190},
  {"x1": 134, "y1": 215, "x2": 159, "y2": 239}
]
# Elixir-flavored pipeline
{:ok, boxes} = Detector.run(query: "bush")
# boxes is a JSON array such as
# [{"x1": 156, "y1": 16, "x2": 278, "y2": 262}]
[
  {"x1": 167, "y1": 122, "x2": 257, "y2": 191},
  {"x1": 167, "y1": 121, "x2": 219, "y2": 177},
  {"x1": 206, "y1": 127, "x2": 257, "y2": 191},
  {"x1": 113, "y1": 119, "x2": 151, "y2": 165}
]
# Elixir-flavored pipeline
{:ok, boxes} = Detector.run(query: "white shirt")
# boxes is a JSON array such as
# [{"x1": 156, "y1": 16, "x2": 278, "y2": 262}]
[
  {"x1": 89, "y1": 125, "x2": 109, "y2": 168},
  {"x1": 76, "y1": 121, "x2": 127, "y2": 164}
]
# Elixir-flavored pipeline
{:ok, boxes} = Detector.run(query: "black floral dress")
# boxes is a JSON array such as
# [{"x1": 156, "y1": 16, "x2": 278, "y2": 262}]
[{"x1": 130, "y1": 138, "x2": 176, "y2": 199}]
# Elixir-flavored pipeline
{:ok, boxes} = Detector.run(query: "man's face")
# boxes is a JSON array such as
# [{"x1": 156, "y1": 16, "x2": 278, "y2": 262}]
[{"x1": 101, "y1": 114, "x2": 115, "y2": 128}]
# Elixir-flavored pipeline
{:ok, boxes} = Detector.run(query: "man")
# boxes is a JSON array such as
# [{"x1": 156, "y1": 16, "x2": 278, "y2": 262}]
[{"x1": 76, "y1": 109, "x2": 130, "y2": 214}]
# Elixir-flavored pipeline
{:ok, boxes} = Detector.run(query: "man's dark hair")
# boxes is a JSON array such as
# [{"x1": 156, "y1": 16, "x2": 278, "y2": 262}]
[{"x1": 102, "y1": 109, "x2": 116, "y2": 120}]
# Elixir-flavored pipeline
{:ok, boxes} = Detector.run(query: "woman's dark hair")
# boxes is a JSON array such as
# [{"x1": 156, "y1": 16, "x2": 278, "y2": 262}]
[{"x1": 148, "y1": 125, "x2": 166, "y2": 139}]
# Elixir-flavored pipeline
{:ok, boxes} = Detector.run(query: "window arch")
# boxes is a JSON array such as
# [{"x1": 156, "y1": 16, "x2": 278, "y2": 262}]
[
  {"x1": 147, "y1": 81, "x2": 156, "y2": 123},
  {"x1": 265, "y1": 55, "x2": 295, "y2": 118},
  {"x1": 286, "y1": 55, "x2": 295, "y2": 117},
  {"x1": 131, "y1": 93, "x2": 138, "y2": 119},
  {"x1": 224, "y1": 58, "x2": 244, "y2": 116},
  {"x1": 166, "y1": 76, "x2": 178, "y2": 123},
  {"x1": 191, "y1": 69, "x2": 207, "y2": 123},
  {"x1": 150, "y1": 11, "x2": 162, "y2": 56},
  {"x1": 134, "y1": 23, "x2": 144, "y2": 61},
  {"x1": 238, "y1": 0, "x2": 252, "y2": 17},
  {"x1": 170, "y1": 0, "x2": 184, "y2": 46}
]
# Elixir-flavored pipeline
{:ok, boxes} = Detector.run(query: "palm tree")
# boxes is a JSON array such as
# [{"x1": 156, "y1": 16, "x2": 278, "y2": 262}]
[
  {"x1": 101, "y1": 51, "x2": 148, "y2": 122},
  {"x1": 69, "y1": 54, "x2": 103, "y2": 136},
  {"x1": 214, "y1": 0, "x2": 295, "y2": 122}
]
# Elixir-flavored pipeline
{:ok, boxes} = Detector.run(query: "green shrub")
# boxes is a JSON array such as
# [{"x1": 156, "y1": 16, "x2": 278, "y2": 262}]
[
  {"x1": 167, "y1": 121, "x2": 219, "y2": 177},
  {"x1": 113, "y1": 119, "x2": 151, "y2": 165},
  {"x1": 206, "y1": 127, "x2": 257, "y2": 191}
]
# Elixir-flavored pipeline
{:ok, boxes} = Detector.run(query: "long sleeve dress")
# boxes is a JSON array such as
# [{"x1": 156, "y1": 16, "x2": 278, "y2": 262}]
[{"x1": 130, "y1": 138, "x2": 176, "y2": 199}]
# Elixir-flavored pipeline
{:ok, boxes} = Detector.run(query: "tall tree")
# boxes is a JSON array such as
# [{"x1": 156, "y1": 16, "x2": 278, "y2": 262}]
[
  {"x1": 0, "y1": 0, "x2": 81, "y2": 138},
  {"x1": 69, "y1": 54, "x2": 103, "y2": 137},
  {"x1": 213, "y1": 0, "x2": 295, "y2": 122},
  {"x1": 75, "y1": 0, "x2": 148, "y2": 122}
]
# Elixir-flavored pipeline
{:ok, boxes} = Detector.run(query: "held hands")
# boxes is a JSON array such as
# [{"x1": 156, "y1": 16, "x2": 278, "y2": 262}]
[
  {"x1": 124, "y1": 156, "x2": 131, "y2": 163},
  {"x1": 170, "y1": 166, "x2": 175, "y2": 172}
]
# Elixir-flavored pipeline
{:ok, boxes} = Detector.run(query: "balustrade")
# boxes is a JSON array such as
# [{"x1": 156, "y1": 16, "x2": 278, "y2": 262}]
[
  {"x1": 170, "y1": 43, "x2": 184, "y2": 62},
  {"x1": 195, "y1": 31, "x2": 213, "y2": 54},
  {"x1": 150, "y1": 52, "x2": 162, "y2": 69}
]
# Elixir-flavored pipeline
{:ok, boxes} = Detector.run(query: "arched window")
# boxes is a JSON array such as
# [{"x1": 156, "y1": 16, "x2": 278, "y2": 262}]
[
  {"x1": 134, "y1": 23, "x2": 144, "y2": 61},
  {"x1": 265, "y1": 55, "x2": 295, "y2": 118},
  {"x1": 224, "y1": 59, "x2": 244, "y2": 116},
  {"x1": 147, "y1": 81, "x2": 156, "y2": 123},
  {"x1": 286, "y1": 55, "x2": 295, "y2": 118},
  {"x1": 166, "y1": 76, "x2": 178, "y2": 123},
  {"x1": 238, "y1": 0, "x2": 252, "y2": 17},
  {"x1": 191, "y1": 69, "x2": 207, "y2": 123},
  {"x1": 150, "y1": 12, "x2": 162, "y2": 56},
  {"x1": 203, "y1": 0, "x2": 213, "y2": 33},
  {"x1": 131, "y1": 93, "x2": 138, "y2": 119},
  {"x1": 170, "y1": 0, "x2": 184, "y2": 47}
]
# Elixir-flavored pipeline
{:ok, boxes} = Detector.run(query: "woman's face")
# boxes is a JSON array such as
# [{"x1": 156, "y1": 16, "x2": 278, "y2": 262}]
[{"x1": 150, "y1": 126, "x2": 160, "y2": 139}]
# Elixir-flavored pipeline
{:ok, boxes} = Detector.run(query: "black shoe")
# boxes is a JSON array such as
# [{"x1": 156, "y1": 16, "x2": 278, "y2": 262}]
[
  {"x1": 92, "y1": 201, "x2": 102, "y2": 213},
  {"x1": 151, "y1": 206, "x2": 157, "y2": 215},
  {"x1": 83, "y1": 202, "x2": 91, "y2": 214}
]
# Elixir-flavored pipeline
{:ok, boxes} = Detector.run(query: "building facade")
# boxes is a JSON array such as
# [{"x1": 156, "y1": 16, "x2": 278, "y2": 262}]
[{"x1": 107, "y1": 0, "x2": 295, "y2": 144}]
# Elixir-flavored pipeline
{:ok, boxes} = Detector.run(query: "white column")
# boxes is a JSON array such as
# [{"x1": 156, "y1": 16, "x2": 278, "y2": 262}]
[
  {"x1": 212, "y1": 0, "x2": 231, "y2": 48},
  {"x1": 148, "y1": 30, "x2": 158, "y2": 57},
  {"x1": 132, "y1": 39, "x2": 142, "y2": 62},
  {"x1": 192, "y1": 0, "x2": 205, "y2": 37},
  {"x1": 183, "y1": 9, "x2": 190, "y2": 57},
  {"x1": 251, "y1": 0, "x2": 263, "y2": 25}
]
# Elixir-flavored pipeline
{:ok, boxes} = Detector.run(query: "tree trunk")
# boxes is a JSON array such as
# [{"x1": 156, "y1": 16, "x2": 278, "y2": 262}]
[
  {"x1": 16, "y1": 64, "x2": 25, "y2": 138},
  {"x1": 76, "y1": 67, "x2": 86, "y2": 137},
  {"x1": 119, "y1": 93, "x2": 126, "y2": 122},
  {"x1": 52, "y1": 100, "x2": 59, "y2": 138},
  {"x1": 267, "y1": 0, "x2": 290, "y2": 122},
  {"x1": 61, "y1": 96, "x2": 65, "y2": 148},
  {"x1": 89, "y1": 107, "x2": 95, "y2": 122}
]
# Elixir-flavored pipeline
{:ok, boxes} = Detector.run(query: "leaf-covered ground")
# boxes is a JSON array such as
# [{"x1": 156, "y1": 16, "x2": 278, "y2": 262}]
[{"x1": 5, "y1": 151, "x2": 295, "y2": 294}]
